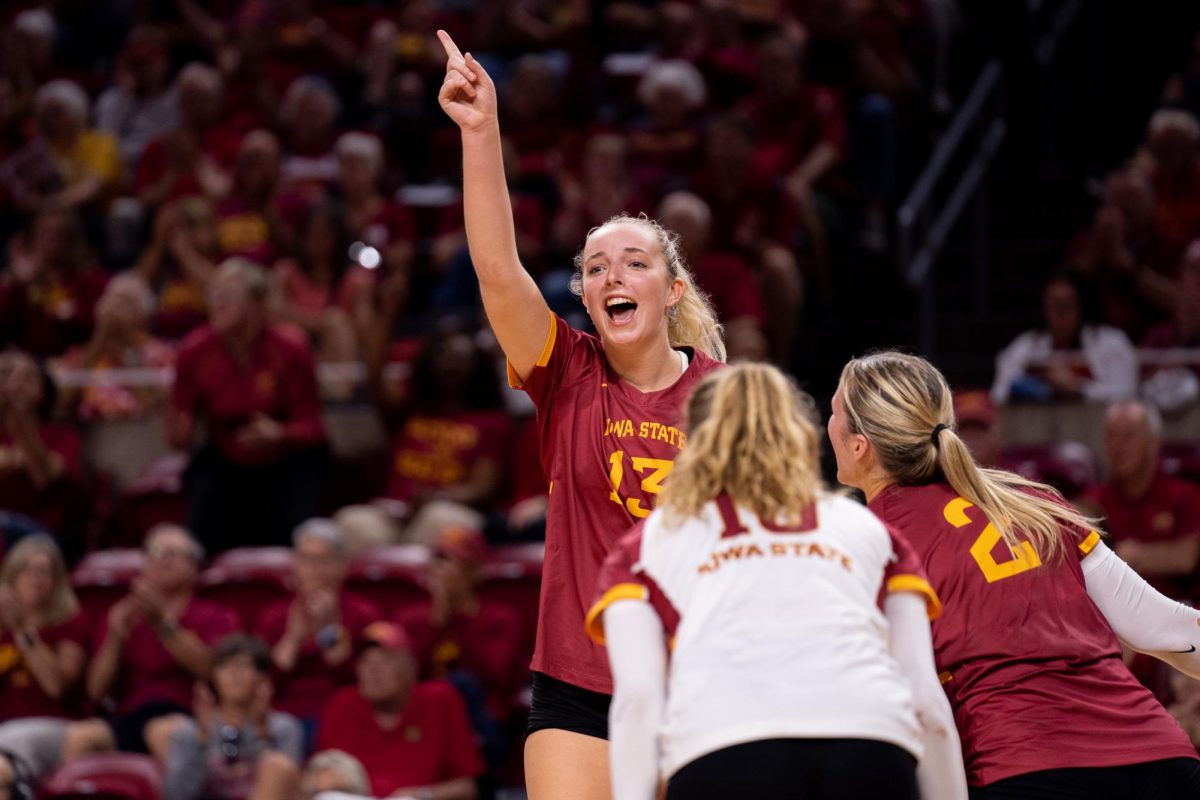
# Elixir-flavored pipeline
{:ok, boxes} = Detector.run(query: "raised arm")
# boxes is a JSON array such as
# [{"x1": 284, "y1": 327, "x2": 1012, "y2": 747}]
[{"x1": 436, "y1": 31, "x2": 550, "y2": 382}]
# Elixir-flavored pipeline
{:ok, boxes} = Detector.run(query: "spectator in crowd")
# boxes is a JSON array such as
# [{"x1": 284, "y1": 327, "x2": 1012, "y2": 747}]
[
  {"x1": 0, "y1": 349, "x2": 86, "y2": 553},
  {"x1": 215, "y1": 130, "x2": 291, "y2": 265},
  {"x1": 552, "y1": 133, "x2": 650, "y2": 259},
  {"x1": 0, "y1": 79, "x2": 120, "y2": 214},
  {"x1": 300, "y1": 750, "x2": 371, "y2": 799},
  {"x1": 94, "y1": 26, "x2": 179, "y2": 176},
  {"x1": 992, "y1": 271, "x2": 1138, "y2": 404},
  {"x1": 55, "y1": 272, "x2": 175, "y2": 421},
  {"x1": 279, "y1": 77, "x2": 342, "y2": 205},
  {"x1": 135, "y1": 62, "x2": 235, "y2": 210},
  {"x1": 1142, "y1": 238, "x2": 1200, "y2": 411},
  {"x1": 135, "y1": 197, "x2": 221, "y2": 340},
  {"x1": 65, "y1": 524, "x2": 239, "y2": 765},
  {"x1": 374, "y1": 324, "x2": 511, "y2": 521},
  {"x1": 168, "y1": 258, "x2": 327, "y2": 553},
  {"x1": 1145, "y1": 109, "x2": 1200, "y2": 273},
  {"x1": 654, "y1": 191, "x2": 767, "y2": 363},
  {"x1": 165, "y1": 634, "x2": 303, "y2": 800},
  {"x1": 628, "y1": 60, "x2": 707, "y2": 195},
  {"x1": 335, "y1": 132, "x2": 414, "y2": 279},
  {"x1": 1081, "y1": 401, "x2": 1200, "y2": 601},
  {"x1": 1067, "y1": 168, "x2": 1176, "y2": 339},
  {"x1": 0, "y1": 534, "x2": 88, "y2": 722},
  {"x1": 271, "y1": 201, "x2": 374, "y2": 365},
  {"x1": 254, "y1": 518, "x2": 380, "y2": 735},
  {"x1": 0, "y1": 10, "x2": 57, "y2": 132},
  {"x1": 395, "y1": 526, "x2": 523, "y2": 752},
  {"x1": 0, "y1": 207, "x2": 110, "y2": 358},
  {"x1": 952, "y1": 389, "x2": 1004, "y2": 467},
  {"x1": 316, "y1": 621, "x2": 483, "y2": 799}
]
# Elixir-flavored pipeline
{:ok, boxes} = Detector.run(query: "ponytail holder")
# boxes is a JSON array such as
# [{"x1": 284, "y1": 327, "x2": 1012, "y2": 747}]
[{"x1": 930, "y1": 423, "x2": 949, "y2": 446}]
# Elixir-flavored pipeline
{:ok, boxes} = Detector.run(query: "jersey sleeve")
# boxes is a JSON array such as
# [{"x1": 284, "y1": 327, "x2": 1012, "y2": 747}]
[
  {"x1": 1036, "y1": 488, "x2": 1104, "y2": 559},
  {"x1": 506, "y1": 311, "x2": 594, "y2": 410},
  {"x1": 882, "y1": 525, "x2": 942, "y2": 621},
  {"x1": 585, "y1": 522, "x2": 680, "y2": 645}
]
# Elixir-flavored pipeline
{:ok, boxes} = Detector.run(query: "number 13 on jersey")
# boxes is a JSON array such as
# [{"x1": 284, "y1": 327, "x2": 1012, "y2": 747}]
[{"x1": 608, "y1": 450, "x2": 673, "y2": 518}]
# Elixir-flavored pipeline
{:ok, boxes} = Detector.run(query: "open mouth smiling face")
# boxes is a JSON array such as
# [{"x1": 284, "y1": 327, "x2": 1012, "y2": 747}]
[{"x1": 582, "y1": 222, "x2": 682, "y2": 347}]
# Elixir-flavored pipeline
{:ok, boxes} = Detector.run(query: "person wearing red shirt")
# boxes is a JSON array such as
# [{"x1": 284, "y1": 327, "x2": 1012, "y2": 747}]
[
  {"x1": 1082, "y1": 402, "x2": 1200, "y2": 601},
  {"x1": 395, "y1": 525, "x2": 523, "y2": 761},
  {"x1": 65, "y1": 524, "x2": 239, "y2": 766},
  {"x1": 255, "y1": 518, "x2": 380, "y2": 729},
  {"x1": 829, "y1": 351, "x2": 1200, "y2": 796},
  {"x1": 214, "y1": 131, "x2": 298, "y2": 266},
  {"x1": 316, "y1": 621, "x2": 483, "y2": 799},
  {"x1": 1147, "y1": 110, "x2": 1200, "y2": 275},
  {"x1": 0, "y1": 208, "x2": 110, "y2": 359},
  {"x1": 169, "y1": 258, "x2": 328, "y2": 553},
  {"x1": 0, "y1": 350, "x2": 86, "y2": 556},
  {"x1": 0, "y1": 534, "x2": 87, "y2": 722},
  {"x1": 437, "y1": 32, "x2": 725, "y2": 800},
  {"x1": 336, "y1": 132, "x2": 415, "y2": 280}
]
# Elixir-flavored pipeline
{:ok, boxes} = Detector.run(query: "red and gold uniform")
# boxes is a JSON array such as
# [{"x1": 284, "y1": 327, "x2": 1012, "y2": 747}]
[
  {"x1": 870, "y1": 482, "x2": 1197, "y2": 787},
  {"x1": 511, "y1": 312, "x2": 720, "y2": 693}
]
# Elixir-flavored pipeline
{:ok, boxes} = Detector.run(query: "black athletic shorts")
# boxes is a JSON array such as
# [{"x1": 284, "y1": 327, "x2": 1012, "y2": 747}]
[
  {"x1": 525, "y1": 671, "x2": 611, "y2": 740},
  {"x1": 665, "y1": 737, "x2": 919, "y2": 800},
  {"x1": 969, "y1": 758, "x2": 1200, "y2": 800}
]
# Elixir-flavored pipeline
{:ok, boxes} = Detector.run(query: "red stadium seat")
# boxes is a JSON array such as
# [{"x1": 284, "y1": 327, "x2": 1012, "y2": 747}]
[
  {"x1": 40, "y1": 753, "x2": 163, "y2": 799},
  {"x1": 478, "y1": 543, "x2": 544, "y2": 659},
  {"x1": 115, "y1": 454, "x2": 188, "y2": 548},
  {"x1": 197, "y1": 547, "x2": 295, "y2": 628},
  {"x1": 1160, "y1": 441, "x2": 1200, "y2": 485},
  {"x1": 346, "y1": 544, "x2": 431, "y2": 613},
  {"x1": 998, "y1": 441, "x2": 1099, "y2": 499},
  {"x1": 71, "y1": 549, "x2": 147, "y2": 627}
]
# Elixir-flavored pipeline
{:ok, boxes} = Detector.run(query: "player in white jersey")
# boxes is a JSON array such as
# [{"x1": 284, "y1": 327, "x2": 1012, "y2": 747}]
[{"x1": 585, "y1": 363, "x2": 968, "y2": 800}]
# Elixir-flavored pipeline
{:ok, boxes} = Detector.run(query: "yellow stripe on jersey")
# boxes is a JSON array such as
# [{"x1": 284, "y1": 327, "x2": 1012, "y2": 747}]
[
  {"x1": 938, "y1": 671, "x2": 953, "y2": 685},
  {"x1": 1078, "y1": 530, "x2": 1102, "y2": 556},
  {"x1": 506, "y1": 309, "x2": 558, "y2": 389},
  {"x1": 584, "y1": 582, "x2": 648, "y2": 645},
  {"x1": 887, "y1": 574, "x2": 943, "y2": 621}
]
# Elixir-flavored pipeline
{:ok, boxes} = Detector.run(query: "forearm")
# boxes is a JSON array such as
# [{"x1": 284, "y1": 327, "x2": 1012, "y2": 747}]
[
  {"x1": 87, "y1": 636, "x2": 124, "y2": 701},
  {"x1": 1124, "y1": 538, "x2": 1200, "y2": 576},
  {"x1": 392, "y1": 777, "x2": 476, "y2": 799},
  {"x1": 792, "y1": 142, "x2": 839, "y2": 187},
  {"x1": 605, "y1": 601, "x2": 666, "y2": 800},
  {"x1": 271, "y1": 635, "x2": 302, "y2": 673},
  {"x1": 1084, "y1": 541, "x2": 1200, "y2": 677},
  {"x1": 461, "y1": 127, "x2": 521, "y2": 286},
  {"x1": 160, "y1": 628, "x2": 213, "y2": 679}
]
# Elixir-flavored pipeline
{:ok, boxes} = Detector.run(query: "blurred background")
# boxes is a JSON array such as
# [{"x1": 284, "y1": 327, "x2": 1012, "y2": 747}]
[{"x1": 1, "y1": 1, "x2": 1200, "y2": 798}]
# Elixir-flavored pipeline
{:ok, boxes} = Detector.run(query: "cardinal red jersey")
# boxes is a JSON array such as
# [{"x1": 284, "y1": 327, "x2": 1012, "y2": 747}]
[
  {"x1": 510, "y1": 312, "x2": 721, "y2": 693},
  {"x1": 869, "y1": 481, "x2": 1197, "y2": 787}
]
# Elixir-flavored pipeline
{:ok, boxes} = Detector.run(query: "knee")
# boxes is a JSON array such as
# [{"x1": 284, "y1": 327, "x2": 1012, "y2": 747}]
[
  {"x1": 144, "y1": 714, "x2": 191, "y2": 761},
  {"x1": 62, "y1": 719, "x2": 115, "y2": 760},
  {"x1": 251, "y1": 750, "x2": 301, "y2": 799}
]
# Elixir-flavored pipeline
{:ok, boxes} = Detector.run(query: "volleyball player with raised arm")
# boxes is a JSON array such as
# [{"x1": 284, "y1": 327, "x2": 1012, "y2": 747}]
[
  {"x1": 830, "y1": 351, "x2": 1200, "y2": 799},
  {"x1": 436, "y1": 31, "x2": 725, "y2": 800},
  {"x1": 589, "y1": 364, "x2": 968, "y2": 800}
]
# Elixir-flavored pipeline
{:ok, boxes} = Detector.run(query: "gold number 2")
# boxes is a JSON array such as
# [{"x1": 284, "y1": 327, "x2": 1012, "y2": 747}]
[{"x1": 943, "y1": 497, "x2": 1042, "y2": 583}]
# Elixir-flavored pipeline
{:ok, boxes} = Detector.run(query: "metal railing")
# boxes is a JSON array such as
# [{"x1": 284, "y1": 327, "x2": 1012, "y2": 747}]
[{"x1": 896, "y1": 60, "x2": 1007, "y2": 356}]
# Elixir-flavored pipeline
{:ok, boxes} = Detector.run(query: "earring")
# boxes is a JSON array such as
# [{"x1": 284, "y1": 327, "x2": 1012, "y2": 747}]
[{"x1": 668, "y1": 304, "x2": 678, "y2": 320}]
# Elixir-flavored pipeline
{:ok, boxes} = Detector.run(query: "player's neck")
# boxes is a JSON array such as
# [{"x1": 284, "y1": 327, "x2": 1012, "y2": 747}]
[
  {"x1": 860, "y1": 472, "x2": 896, "y2": 505},
  {"x1": 606, "y1": 337, "x2": 684, "y2": 393}
]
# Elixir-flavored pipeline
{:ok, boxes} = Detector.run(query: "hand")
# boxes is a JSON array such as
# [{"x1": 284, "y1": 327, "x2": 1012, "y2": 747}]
[
  {"x1": 130, "y1": 577, "x2": 166, "y2": 626},
  {"x1": 193, "y1": 681, "x2": 219, "y2": 739},
  {"x1": 1045, "y1": 362, "x2": 1084, "y2": 394},
  {"x1": 248, "y1": 679, "x2": 273, "y2": 730},
  {"x1": 236, "y1": 414, "x2": 285, "y2": 450},
  {"x1": 6, "y1": 236, "x2": 41, "y2": 285},
  {"x1": 436, "y1": 30, "x2": 497, "y2": 134},
  {"x1": 305, "y1": 588, "x2": 339, "y2": 630},
  {"x1": 283, "y1": 597, "x2": 312, "y2": 643},
  {"x1": 107, "y1": 596, "x2": 144, "y2": 641}
]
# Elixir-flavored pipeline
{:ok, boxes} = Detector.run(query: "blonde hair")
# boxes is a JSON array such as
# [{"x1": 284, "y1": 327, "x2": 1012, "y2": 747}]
[
  {"x1": 837, "y1": 351, "x2": 1100, "y2": 561},
  {"x1": 661, "y1": 363, "x2": 822, "y2": 525},
  {"x1": 0, "y1": 534, "x2": 79, "y2": 627},
  {"x1": 571, "y1": 213, "x2": 726, "y2": 362}
]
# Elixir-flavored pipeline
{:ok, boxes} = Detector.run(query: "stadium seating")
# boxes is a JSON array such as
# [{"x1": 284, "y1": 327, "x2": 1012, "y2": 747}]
[
  {"x1": 346, "y1": 544, "x2": 431, "y2": 612},
  {"x1": 196, "y1": 547, "x2": 295, "y2": 628},
  {"x1": 71, "y1": 549, "x2": 147, "y2": 627},
  {"x1": 40, "y1": 753, "x2": 163, "y2": 800}
]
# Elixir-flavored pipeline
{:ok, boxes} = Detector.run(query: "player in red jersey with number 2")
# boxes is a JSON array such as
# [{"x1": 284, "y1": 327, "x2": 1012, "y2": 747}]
[
  {"x1": 436, "y1": 30, "x2": 725, "y2": 800},
  {"x1": 829, "y1": 351, "x2": 1200, "y2": 800}
]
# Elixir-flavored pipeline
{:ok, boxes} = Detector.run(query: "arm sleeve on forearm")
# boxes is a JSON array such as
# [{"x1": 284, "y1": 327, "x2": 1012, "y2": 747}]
[
  {"x1": 1083, "y1": 540, "x2": 1200, "y2": 678},
  {"x1": 605, "y1": 600, "x2": 667, "y2": 800}
]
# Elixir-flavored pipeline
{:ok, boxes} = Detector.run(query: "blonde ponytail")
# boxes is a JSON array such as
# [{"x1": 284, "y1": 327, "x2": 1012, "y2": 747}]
[
  {"x1": 838, "y1": 352, "x2": 1101, "y2": 561},
  {"x1": 662, "y1": 363, "x2": 822, "y2": 525},
  {"x1": 571, "y1": 213, "x2": 726, "y2": 362}
]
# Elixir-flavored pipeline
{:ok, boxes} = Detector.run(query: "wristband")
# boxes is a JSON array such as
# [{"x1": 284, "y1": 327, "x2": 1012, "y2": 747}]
[{"x1": 315, "y1": 623, "x2": 344, "y2": 650}]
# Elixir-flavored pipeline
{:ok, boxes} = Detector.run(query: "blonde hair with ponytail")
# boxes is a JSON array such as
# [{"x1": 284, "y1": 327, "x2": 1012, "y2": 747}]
[
  {"x1": 571, "y1": 213, "x2": 726, "y2": 362},
  {"x1": 837, "y1": 351, "x2": 1100, "y2": 561},
  {"x1": 661, "y1": 363, "x2": 822, "y2": 525}
]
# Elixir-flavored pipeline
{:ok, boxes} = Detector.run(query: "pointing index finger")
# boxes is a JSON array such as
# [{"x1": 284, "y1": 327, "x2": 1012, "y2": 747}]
[{"x1": 437, "y1": 30, "x2": 464, "y2": 61}]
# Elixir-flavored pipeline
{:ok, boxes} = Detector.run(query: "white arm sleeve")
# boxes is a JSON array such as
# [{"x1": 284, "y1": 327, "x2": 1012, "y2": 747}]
[
  {"x1": 1082, "y1": 540, "x2": 1200, "y2": 678},
  {"x1": 604, "y1": 600, "x2": 667, "y2": 800},
  {"x1": 885, "y1": 592, "x2": 969, "y2": 800}
]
